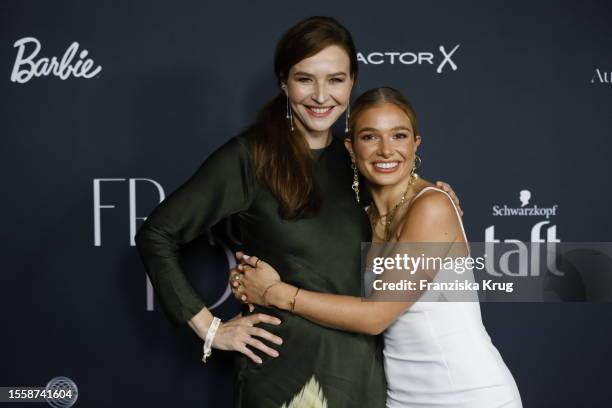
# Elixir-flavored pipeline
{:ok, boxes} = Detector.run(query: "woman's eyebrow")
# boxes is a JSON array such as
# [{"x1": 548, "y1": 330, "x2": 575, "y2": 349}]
[
  {"x1": 391, "y1": 126, "x2": 412, "y2": 132},
  {"x1": 292, "y1": 71, "x2": 347, "y2": 77},
  {"x1": 359, "y1": 126, "x2": 412, "y2": 133},
  {"x1": 358, "y1": 127, "x2": 379, "y2": 133}
]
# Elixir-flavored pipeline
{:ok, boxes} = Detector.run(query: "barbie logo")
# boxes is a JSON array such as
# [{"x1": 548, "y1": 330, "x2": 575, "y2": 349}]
[{"x1": 10, "y1": 37, "x2": 102, "y2": 84}]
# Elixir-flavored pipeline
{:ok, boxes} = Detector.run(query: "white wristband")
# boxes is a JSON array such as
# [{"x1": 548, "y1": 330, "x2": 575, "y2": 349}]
[{"x1": 202, "y1": 317, "x2": 221, "y2": 363}]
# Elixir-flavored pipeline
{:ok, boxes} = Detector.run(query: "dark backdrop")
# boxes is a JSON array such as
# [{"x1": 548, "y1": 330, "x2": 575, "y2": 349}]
[{"x1": 2, "y1": 1, "x2": 611, "y2": 406}]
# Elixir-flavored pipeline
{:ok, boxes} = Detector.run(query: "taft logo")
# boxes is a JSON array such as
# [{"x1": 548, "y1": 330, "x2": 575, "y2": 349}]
[
  {"x1": 591, "y1": 68, "x2": 611, "y2": 84},
  {"x1": 10, "y1": 37, "x2": 102, "y2": 84},
  {"x1": 357, "y1": 44, "x2": 460, "y2": 74}
]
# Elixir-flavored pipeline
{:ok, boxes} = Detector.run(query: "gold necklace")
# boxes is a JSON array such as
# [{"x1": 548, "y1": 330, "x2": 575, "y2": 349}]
[{"x1": 368, "y1": 175, "x2": 418, "y2": 241}]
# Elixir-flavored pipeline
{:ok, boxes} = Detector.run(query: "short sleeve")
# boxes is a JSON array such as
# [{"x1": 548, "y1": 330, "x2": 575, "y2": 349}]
[{"x1": 134, "y1": 136, "x2": 254, "y2": 327}]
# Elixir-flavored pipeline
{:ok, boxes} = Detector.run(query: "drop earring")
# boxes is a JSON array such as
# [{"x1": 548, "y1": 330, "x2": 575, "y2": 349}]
[
  {"x1": 411, "y1": 154, "x2": 422, "y2": 180},
  {"x1": 285, "y1": 93, "x2": 294, "y2": 132},
  {"x1": 351, "y1": 156, "x2": 360, "y2": 203},
  {"x1": 345, "y1": 101, "x2": 351, "y2": 133}
]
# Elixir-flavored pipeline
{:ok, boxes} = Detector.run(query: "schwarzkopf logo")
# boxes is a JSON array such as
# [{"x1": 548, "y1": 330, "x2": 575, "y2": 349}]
[
  {"x1": 492, "y1": 190, "x2": 558, "y2": 219},
  {"x1": 357, "y1": 44, "x2": 460, "y2": 74}
]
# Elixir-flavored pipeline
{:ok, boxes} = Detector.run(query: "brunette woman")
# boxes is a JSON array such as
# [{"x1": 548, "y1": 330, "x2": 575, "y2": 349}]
[{"x1": 136, "y1": 17, "x2": 384, "y2": 408}]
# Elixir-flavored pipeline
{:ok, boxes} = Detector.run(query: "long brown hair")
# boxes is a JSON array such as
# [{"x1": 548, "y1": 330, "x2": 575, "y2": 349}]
[
  {"x1": 248, "y1": 16, "x2": 358, "y2": 220},
  {"x1": 348, "y1": 87, "x2": 419, "y2": 140}
]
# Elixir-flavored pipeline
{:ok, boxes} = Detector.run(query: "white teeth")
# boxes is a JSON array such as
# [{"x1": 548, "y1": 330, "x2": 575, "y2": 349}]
[
  {"x1": 309, "y1": 107, "x2": 332, "y2": 113},
  {"x1": 375, "y1": 162, "x2": 399, "y2": 169}
]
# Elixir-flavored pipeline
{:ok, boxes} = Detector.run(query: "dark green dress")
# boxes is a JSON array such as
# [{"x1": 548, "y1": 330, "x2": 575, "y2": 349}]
[{"x1": 135, "y1": 132, "x2": 386, "y2": 408}]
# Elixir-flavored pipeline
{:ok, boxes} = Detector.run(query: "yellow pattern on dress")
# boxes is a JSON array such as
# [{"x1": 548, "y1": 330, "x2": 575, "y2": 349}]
[{"x1": 280, "y1": 375, "x2": 328, "y2": 408}]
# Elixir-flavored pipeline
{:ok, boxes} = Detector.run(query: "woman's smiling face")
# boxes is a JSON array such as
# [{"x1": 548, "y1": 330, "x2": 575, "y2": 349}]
[
  {"x1": 283, "y1": 45, "x2": 354, "y2": 135},
  {"x1": 347, "y1": 102, "x2": 421, "y2": 187}
]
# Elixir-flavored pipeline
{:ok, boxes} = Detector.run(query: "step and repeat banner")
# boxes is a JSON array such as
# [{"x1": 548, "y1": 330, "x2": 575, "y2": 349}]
[{"x1": 2, "y1": 1, "x2": 611, "y2": 407}]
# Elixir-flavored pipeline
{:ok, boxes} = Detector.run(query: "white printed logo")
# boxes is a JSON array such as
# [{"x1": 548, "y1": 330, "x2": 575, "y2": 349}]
[
  {"x1": 92, "y1": 178, "x2": 234, "y2": 311},
  {"x1": 591, "y1": 68, "x2": 611, "y2": 84},
  {"x1": 492, "y1": 190, "x2": 558, "y2": 219},
  {"x1": 357, "y1": 44, "x2": 460, "y2": 73},
  {"x1": 11, "y1": 37, "x2": 102, "y2": 84},
  {"x1": 519, "y1": 189, "x2": 531, "y2": 207},
  {"x1": 486, "y1": 190, "x2": 562, "y2": 277}
]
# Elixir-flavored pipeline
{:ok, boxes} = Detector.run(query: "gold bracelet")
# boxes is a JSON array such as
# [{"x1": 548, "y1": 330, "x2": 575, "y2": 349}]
[
  {"x1": 289, "y1": 287, "x2": 300, "y2": 313},
  {"x1": 262, "y1": 282, "x2": 281, "y2": 307}
]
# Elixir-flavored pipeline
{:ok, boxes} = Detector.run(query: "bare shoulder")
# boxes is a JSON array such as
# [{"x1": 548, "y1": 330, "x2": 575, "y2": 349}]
[
  {"x1": 411, "y1": 187, "x2": 457, "y2": 218},
  {"x1": 398, "y1": 182, "x2": 462, "y2": 242},
  {"x1": 408, "y1": 178, "x2": 457, "y2": 217}
]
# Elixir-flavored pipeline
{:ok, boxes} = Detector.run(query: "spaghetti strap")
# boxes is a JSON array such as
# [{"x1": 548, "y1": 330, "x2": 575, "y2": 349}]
[{"x1": 412, "y1": 186, "x2": 469, "y2": 245}]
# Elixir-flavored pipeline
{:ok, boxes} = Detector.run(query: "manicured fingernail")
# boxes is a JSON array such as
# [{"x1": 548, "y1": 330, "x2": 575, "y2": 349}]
[
  {"x1": 257, "y1": 358, "x2": 262, "y2": 364},
  {"x1": 274, "y1": 318, "x2": 281, "y2": 324},
  {"x1": 242, "y1": 254, "x2": 250, "y2": 260},
  {"x1": 276, "y1": 338, "x2": 283, "y2": 345},
  {"x1": 272, "y1": 351, "x2": 279, "y2": 357}
]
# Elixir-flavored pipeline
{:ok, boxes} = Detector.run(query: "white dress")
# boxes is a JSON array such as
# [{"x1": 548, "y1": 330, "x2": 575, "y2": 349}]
[{"x1": 382, "y1": 187, "x2": 523, "y2": 408}]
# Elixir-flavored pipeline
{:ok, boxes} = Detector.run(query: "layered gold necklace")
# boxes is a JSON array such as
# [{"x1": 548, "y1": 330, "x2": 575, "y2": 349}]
[{"x1": 368, "y1": 175, "x2": 418, "y2": 241}]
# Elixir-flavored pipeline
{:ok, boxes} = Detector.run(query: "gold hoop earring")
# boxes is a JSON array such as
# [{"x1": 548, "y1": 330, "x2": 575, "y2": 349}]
[{"x1": 351, "y1": 158, "x2": 360, "y2": 203}]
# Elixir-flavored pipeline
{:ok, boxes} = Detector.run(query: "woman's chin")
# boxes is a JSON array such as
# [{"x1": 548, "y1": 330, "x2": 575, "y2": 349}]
[
  {"x1": 298, "y1": 115, "x2": 341, "y2": 133},
  {"x1": 364, "y1": 173, "x2": 406, "y2": 188}
]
